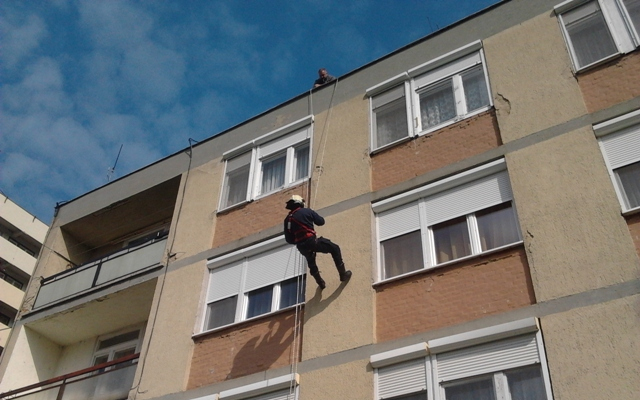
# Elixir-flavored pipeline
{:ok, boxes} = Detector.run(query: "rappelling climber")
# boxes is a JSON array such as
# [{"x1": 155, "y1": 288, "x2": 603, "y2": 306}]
[{"x1": 284, "y1": 195, "x2": 351, "y2": 289}]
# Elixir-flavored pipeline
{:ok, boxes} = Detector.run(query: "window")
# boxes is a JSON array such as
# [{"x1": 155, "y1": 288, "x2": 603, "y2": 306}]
[
  {"x1": 93, "y1": 329, "x2": 141, "y2": 367},
  {"x1": 371, "y1": 84, "x2": 411, "y2": 148},
  {"x1": 220, "y1": 117, "x2": 312, "y2": 210},
  {"x1": 219, "y1": 373, "x2": 299, "y2": 400},
  {"x1": 596, "y1": 111, "x2": 640, "y2": 212},
  {"x1": 372, "y1": 320, "x2": 553, "y2": 400},
  {"x1": 556, "y1": 0, "x2": 640, "y2": 70},
  {"x1": 374, "y1": 160, "x2": 521, "y2": 281},
  {"x1": 0, "y1": 270, "x2": 24, "y2": 290},
  {"x1": 203, "y1": 238, "x2": 306, "y2": 332},
  {"x1": 367, "y1": 42, "x2": 492, "y2": 151}
]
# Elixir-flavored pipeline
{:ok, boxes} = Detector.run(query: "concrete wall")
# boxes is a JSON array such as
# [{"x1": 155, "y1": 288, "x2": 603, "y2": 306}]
[
  {"x1": 0, "y1": 326, "x2": 61, "y2": 393},
  {"x1": 483, "y1": 12, "x2": 586, "y2": 143},
  {"x1": 541, "y1": 295, "x2": 640, "y2": 400},
  {"x1": 298, "y1": 359, "x2": 372, "y2": 400}
]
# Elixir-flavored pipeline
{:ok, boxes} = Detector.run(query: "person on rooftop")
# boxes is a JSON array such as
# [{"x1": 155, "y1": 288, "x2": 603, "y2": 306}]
[{"x1": 314, "y1": 68, "x2": 336, "y2": 88}]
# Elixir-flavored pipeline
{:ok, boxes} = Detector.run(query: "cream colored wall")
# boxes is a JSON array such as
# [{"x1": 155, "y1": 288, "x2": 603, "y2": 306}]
[
  {"x1": 54, "y1": 338, "x2": 95, "y2": 376},
  {"x1": 135, "y1": 162, "x2": 221, "y2": 399},
  {"x1": 483, "y1": 10, "x2": 640, "y2": 301},
  {"x1": 483, "y1": 12, "x2": 586, "y2": 142},
  {"x1": 0, "y1": 194, "x2": 48, "y2": 243},
  {"x1": 541, "y1": 295, "x2": 640, "y2": 400},
  {"x1": 298, "y1": 359, "x2": 372, "y2": 399},
  {"x1": 506, "y1": 128, "x2": 640, "y2": 301},
  {"x1": 301, "y1": 204, "x2": 375, "y2": 360},
  {"x1": 0, "y1": 326, "x2": 61, "y2": 392},
  {"x1": 166, "y1": 160, "x2": 221, "y2": 258},
  {"x1": 310, "y1": 96, "x2": 370, "y2": 209}
]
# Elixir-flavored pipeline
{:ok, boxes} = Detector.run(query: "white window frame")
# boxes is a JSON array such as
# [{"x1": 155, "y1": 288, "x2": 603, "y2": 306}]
[
  {"x1": 371, "y1": 319, "x2": 554, "y2": 400},
  {"x1": 373, "y1": 159, "x2": 522, "y2": 283},
  {"x1": 200, "y1": 237, "x2": 306, "y2": 334},
  {"x1": 367, "y1": 41, "x2": 493, "y2": 152},
  {"x1": 92, "y1": 326, "x2": 144, "y2": 367},
  {"x1": 219, "y1": 373, "x2": 299, "y2": 400},
  {"x1": 219, "y1": 116, "x2": 313, "y2": 211},
  {"x1": 555, "y1": 0, "x2": 640, "y2": 71},
  {"x1": 594, "y1": 109, "x2": 640, "y2": 213}
]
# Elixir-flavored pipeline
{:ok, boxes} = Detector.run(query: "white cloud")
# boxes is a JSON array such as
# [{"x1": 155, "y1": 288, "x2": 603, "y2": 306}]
[{"x1": 0, "y1": 13, "x2": 47, "y2": 70}]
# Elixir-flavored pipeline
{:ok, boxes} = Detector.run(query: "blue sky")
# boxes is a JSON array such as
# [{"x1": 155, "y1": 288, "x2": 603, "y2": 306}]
[{"x1": 1, "y1": 0, "x2": 502, "y2": 224}]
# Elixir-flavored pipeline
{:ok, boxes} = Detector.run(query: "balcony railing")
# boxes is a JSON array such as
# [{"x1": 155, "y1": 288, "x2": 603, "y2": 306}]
[
  {"x1": 0, "y1": 353, "x2": 139, "y2": 400},
  {"x1": 33, "y1": 236, "x2": 167, "y2": 309}
]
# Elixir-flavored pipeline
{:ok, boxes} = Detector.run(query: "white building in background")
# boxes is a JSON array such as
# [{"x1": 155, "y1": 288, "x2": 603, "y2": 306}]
[{"x1": 0, "y1": 193, "x2": 48, "y2": 356}]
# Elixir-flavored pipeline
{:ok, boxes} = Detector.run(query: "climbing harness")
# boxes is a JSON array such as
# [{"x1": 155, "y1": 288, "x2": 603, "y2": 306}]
[{"x1": 286, "y1": 208, "x2": 317, "y2": 243}]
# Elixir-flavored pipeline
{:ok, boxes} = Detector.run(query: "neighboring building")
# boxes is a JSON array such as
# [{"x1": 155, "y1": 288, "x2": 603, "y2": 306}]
[
  {"x1": 1, "y1": 0, "x2": 639, "y2": 399},
  {"x1": 0, "y1": 193, "x2": 48, "y2": 357}
]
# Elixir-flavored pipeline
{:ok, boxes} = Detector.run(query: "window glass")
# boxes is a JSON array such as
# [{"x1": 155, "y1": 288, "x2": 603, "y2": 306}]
[
  {"x1": 563, "y1": 2, "x2": 617, "y2": 68},
  {"x1": 224, "y1": 165, "x2": 250, "y2": 208},
  {"x1": 476, "y1": 202, "x2": 520, "y2": 251},
  {"x1": 433, "y1": 216, "x2": 471, "y2": 264},
  {"x1": 279, "y1": 276, "x2": 305, "y2": 309},
  {"x1": 375, "y1": 97, "x2": 409, "y2": 148},
  {"x1": 623, "y1": 0, "x2": 640, "y2": 33},
  {"x1": 420, "y1": 79, "x2": 456, "y2": 129},
  {"x1": 445, "y1": 377, "x2": 495, "y2": 400},
  {"x1": 97, "y1": 331, "x2": 140, "y2": 350},
  {"x1": 382, "y1": 231, "x2": 424, "y2": 279},
  {"x1": 615, "y1": 161, "x2": 640, "y2": 209},
  {"x1": 461, "y1": 65, "x2": 490, "y2": 113},
  {"x1": 294, "y1": 143, "x2": 310, "y2": 181},
  {"x1": 246, "y1": 286, "x2": 274, "y2": 319},
  {"x1": 261, "y1": 153, "x2": 287, "y2": 194},
  {"x1": 506, "y1": 366, "x2": 548, "y2": 400},
  {"x1": 206, "y1": 296, "x2": 237, "y2": 330}
]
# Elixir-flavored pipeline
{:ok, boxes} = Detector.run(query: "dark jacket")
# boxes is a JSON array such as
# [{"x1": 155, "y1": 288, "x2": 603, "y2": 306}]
[{"x1": 284, "y1": 207, "x2": 325, "y2": 244}]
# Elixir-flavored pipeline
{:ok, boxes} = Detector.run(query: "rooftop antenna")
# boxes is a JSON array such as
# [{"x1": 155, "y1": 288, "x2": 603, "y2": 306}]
[{"x1": 107, "y1": 144, "x2": 123, "y2": 182}]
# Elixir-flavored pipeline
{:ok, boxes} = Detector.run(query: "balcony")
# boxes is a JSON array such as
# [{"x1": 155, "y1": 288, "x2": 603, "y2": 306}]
[
  {"x1": 33, "y1": 236, "x2": 167, "y2": 310},
  {"x1": 0, "y1": 235, "x2": 38, "y2": 276},
  {"x1": 0, "y1": 354, "x2": 138, "y2": 400}
]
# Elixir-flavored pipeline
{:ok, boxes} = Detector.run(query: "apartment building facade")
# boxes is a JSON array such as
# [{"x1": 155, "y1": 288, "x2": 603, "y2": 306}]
[
  {"x1": 1, "y1": 0, "x2": 638, "y2": 399},
  {"x1": 0, "y1": 193, "x2": 48, "y2": 357}
]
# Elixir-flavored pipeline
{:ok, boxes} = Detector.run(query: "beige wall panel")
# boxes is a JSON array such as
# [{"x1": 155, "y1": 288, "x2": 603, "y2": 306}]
[
  {"x1": 0, "y1": 326, "x2": 61, "y2": 393},
  {"x1": 507, "y1": 128, "x2": 640, "y2": 301},
  {"x1": 168, "y1": 160, "x2": 221, "y2": 258},
  {"x1": 541, "y1": 295, "x2": 640, "y2": 400},
  {"x1": 55, "y1": 338, "x2": 94, "y2": 376},
  {"x1": 298, "y1": 359, "x2": 372, "y2": 400},
  {"x1": 310, "y1": 96, "x2": 370, "y2": 209},
  {"x1": 301, "y1": 204, "x2": 374, "y2": 360},
  {"x1": 20, "y1": 227, "x2": 69, "y2": 314},
  {"x1": 135, "y1": 263, "x2": 204, "y2": 399},
  {"x1": 483, "y1": 12, "x2": 586, "y2": 142}
]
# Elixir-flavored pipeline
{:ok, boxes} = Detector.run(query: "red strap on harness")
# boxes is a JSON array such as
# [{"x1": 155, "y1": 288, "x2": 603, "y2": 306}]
[{"x1": 287, "y1": 208, "x2": 316, "y2": 243}]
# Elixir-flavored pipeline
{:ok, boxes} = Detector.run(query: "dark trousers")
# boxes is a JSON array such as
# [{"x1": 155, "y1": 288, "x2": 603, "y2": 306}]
[{"x1": 296, "y1": 236, "x2": 343, "y2": 276}]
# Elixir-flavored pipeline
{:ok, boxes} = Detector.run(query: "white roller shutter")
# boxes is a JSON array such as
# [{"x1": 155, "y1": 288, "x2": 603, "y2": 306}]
[
  {"x1": 413, "y1": 52, "x2": 481, "y2": 90},
  {"x1": 378, "y1": 358, "x2": 427, "y2": 399},
  {"x1": 436, "y1": 334, "x2": 540, "y2": 383},
  {"x1": 227, "y1": 152, "x2": 252, "y2": 172},
  {"x1": 599, "y1": 125, "x2": 640, "y2": 169},
  {"x1": 245, "y1": 246, "x2": 299, "y2": 291},
  {"x1": 425, "y1": 171, "x2": 513, "y2": 225},
  {"x1": 259, "y1": 128, "x2": 308, "y2": 158},
  {"x1": 246, "y1": 389, "x2": 295, "y2": 400},
  {"x1": 208, "y1": 260, "x2": 244, "y2": 302},
  {"x1": 372, "y1": 85, "x2": 405, "y2": 109},
  {"x1": 378, "y1": 200, "x2": 420, "y2": 241}
]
